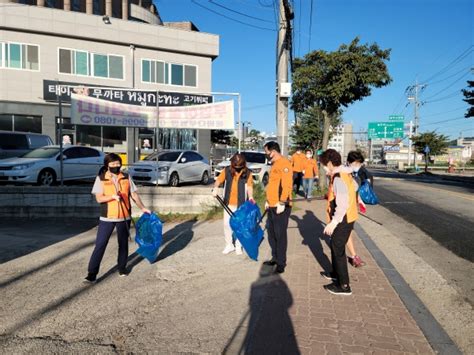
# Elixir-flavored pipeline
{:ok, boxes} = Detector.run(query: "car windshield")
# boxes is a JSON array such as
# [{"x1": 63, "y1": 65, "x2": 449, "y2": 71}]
[
  {"x1": 143, "y1": 151, "x2": 181, "y2": 162},
  {"x1": 242, "y1": 152, "x2": 266, "y2": 164},
  {"x1": 21, "y1": 147, "x2": 60, "y2": 158}
]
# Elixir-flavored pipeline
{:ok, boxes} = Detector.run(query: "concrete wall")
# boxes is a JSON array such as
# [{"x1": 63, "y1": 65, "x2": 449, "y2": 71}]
[{"x1": 0, "y1": 185, "x2": 218, "y2": 218}]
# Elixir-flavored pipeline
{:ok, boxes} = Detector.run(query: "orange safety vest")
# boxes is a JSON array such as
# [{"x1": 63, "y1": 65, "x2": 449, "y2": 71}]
[
  {"x1": 326, "y1": 172, "x2": 358, "y2": 223},
  {"x1": 99, "y1": 171, "x2": 131, "y2": 220}
]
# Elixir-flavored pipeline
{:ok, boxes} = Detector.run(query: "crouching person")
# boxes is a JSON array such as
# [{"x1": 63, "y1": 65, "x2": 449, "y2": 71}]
[
  {"x1": 319, "y1": 149, "x2": 358, "y2": 295},
  {"x1": 84, "y1": 153, "x2": 150, "y2": 283}
]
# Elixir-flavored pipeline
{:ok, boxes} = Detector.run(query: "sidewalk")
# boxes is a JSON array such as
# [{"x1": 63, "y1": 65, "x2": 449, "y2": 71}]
[{"x1": 0, "y1": 200, "x2": 443, "y2": 353}]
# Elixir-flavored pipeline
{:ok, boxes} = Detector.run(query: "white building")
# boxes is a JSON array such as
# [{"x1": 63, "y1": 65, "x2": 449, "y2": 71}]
[
  {"x1": 327, "y1": 123, "x2": 355, "y2": 161},
  {"x1": 0, "y1": 1, "x2": 219, "y2": 163}
]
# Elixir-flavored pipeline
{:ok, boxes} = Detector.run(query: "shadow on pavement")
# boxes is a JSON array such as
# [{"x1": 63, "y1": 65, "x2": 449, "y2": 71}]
[
  {"x1": 0, "y1": 218, "x2": 98, "y2": 264},
  {"x1": 156, "y1": 220, "x2": 197, "y2": 262},
  {"x1": 223, "y1": 264, "x2": 299, "y2": 354},
  {"x1": 291, "y1": 210, "x2": 331, "y2": 272},
  {"x1": 2, "y1": 219, "x2": 200, "y2": 337}
]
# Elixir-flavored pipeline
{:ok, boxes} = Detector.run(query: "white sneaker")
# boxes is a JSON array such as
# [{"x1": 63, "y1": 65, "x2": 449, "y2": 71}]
[
  {"x1": 235, "y1": 247, "x2": 243, "y2": 255},
  {"x1": 222, "y1": 245, "x2": 235, "y2": 254}
]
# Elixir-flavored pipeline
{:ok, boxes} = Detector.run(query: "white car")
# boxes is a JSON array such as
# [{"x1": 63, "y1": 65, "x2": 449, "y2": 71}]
[
  {"x1": 214, "y1": 151, "x2": 271, "y2": 186},
  {"x1": 0, "y1": 145, "x2": 104, "y2": 186},
  {"x1": 128, "y1": 150, "x2": 211, "y2": 187}
]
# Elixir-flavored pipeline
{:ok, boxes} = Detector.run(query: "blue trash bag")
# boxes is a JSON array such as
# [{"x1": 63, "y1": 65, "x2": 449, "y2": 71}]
[
  {"x1": 229, "y1": 201, "x2": 264, "y2": 261},
  {"x1": 135, "y1": 212, "x2": 163, "y2": 263},
  {"x1": 359, "y1": 181, "x2": 379, "y2": 205}
]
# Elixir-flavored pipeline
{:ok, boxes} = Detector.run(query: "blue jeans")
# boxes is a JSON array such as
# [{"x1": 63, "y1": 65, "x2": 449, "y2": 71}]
[{"x1": 302, "y1": 178, "x2": 314, "y2": 198}]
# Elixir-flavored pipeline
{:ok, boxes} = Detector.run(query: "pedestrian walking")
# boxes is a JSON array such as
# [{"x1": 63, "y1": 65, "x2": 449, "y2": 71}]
[
  {"x1": 84, "y1": 153, "x2": 151, "y2": 283},
  {"x1": 263, "y1": 141, "x2": 293, "y2": 274},
  {"x1": 319, "y1": 149, "x2": 358, "y2": 295},
  {"x1": 291, "y1": 148, "x2": 305, "y2": 194},
  {"x1": 212, "y1": 153, "x2": 254, "y2": 255},
  {"x1": 345, "y1": 150, "x2": 372, "y2": 267},
  {"x1": 302, "y1": 149, "x2": 319, "y2": 201}
]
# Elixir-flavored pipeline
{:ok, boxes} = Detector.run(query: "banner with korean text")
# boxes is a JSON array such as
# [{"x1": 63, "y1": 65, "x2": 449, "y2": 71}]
[{"x1": 71, "y1": 93, "x2": 234, "y2": 129}]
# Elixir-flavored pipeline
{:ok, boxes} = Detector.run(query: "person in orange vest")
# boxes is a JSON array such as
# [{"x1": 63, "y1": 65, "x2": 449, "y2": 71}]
[
  {"x1": 212, "y1": 153, "x2": 254, "y2": 255},
  {"x1": 301, "y1": 149, "x2": 319, "y2": 201},
  {"x1": 291, "y1": 148, "x2": 305, "y2": 194},
  {"x1": 263, "y1": 141, "x2": 293, "y2": 274},
  {"x1": 319, "y1": 149, "x2": 358, "y2": 295},
  {"x1": 84, "y1": 153, "x2": 151, "y2": 283}
]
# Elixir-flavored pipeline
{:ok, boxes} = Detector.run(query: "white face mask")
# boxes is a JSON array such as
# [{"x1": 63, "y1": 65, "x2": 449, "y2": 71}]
[
  {"x1": 323, "y1": 166, "x2": 330, "y2": 174},
  {"x1": 306, "y1": 154, "x2": 312, "y2": 158},
  {"x1": 351, "y1": 164, "x2": 361, "y2": 172}
]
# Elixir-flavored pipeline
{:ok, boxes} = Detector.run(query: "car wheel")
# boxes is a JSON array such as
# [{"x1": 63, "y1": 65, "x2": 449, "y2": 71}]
[
  {"x1": 169, "y1": 172, "x2": 179, "y2": 187},
  {"x1": 201, "y1": 171, "x2": 209, "y2": 185},
  {"x1": 262, "y1": 173, "x2": 269, "y2": 186},
  {"x1": 37, "y1": 169, "x2": 56, "y2": 186}
]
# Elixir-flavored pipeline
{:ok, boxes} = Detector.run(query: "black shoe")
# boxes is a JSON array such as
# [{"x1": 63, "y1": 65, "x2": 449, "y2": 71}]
[
  {"x1": 118, "y1": 269, "x2": 129, "y2": 277},
  {"x1": 324, "y1": 283, "x2": 352, "y2": 295},
  {"x1": 320, "y1": 271, "x2": 337, "y2": 281},
  {"x1": 263, "y1": 259, "x2": 277, "y2": 266},
  {"x1": 275, "y1": 265, "x2": 285, "y2": 274},
  {"x1": 83, "y1": 273, "x2": 97, "y2": 283}
]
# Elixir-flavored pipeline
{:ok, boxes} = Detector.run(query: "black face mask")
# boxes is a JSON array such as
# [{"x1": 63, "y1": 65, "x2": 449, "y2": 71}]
[
  {"x1": 235, "y1": 166, "x2": 244, "y2": 173},
  {"x1": 109, "y1": 166, "x2": 121, "y2": 174}
]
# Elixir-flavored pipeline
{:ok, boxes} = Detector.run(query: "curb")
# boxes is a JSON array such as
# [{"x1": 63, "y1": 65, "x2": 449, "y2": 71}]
[{"x1": 354, "y1": 224, "x2": 461, "y2": 355}]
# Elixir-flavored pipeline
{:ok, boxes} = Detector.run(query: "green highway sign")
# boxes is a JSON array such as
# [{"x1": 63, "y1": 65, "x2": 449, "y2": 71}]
[
  {"x1": 389, "y1": 115, "x2": 405, "y2": 121},
  {"x1": 368, "y1": 122, "x2": 404, "y2": 139}
]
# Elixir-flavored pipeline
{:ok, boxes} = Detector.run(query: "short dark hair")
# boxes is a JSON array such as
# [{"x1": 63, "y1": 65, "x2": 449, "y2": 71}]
[
  {"x1": 347, "y1": 150, "x2": 365, "y2": 164},
  {"x1": 104, "y1": 153, "x2": 122, "y2": 167},
  {"x1": 319, "y1": 149, "x2": 342, "y2": 167},
  {"x1": 305, "y1": 149, "x2": 312, "y2": 154},
  {"x1": 264, "y1": 141, "x2": 281, "y2": 153}
]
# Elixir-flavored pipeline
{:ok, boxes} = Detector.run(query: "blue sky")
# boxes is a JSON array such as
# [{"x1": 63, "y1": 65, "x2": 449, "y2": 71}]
[{"x1": 156, "y1": 0, "x2": 473, "y2": 139}]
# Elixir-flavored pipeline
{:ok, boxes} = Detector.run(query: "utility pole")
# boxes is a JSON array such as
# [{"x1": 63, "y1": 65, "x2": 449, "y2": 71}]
[
  {"x1": 407, "y1": 78, "x2": 426, "y2": 170},
  {"x1": 276, "y1": 0, "x2": 293, "y2": 156}
]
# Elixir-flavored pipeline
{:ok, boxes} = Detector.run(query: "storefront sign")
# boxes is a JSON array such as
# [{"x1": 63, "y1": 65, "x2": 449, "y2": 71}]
[
  {"x1": 71, "y1": 94, "x2": 234, "y2": 129},
  {"x1": 43, "y1": 80, "x2": 212, "y2": 107}
]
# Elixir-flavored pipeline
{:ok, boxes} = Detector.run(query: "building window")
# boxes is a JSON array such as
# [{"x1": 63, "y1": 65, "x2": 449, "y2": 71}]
[
  {"x1": 141, "y1": 59, "x2": 196, "y2": 87},
  {"x1": 59, "y1": 48, "x2": 124, "y2": 79},
  {"x1": 0, "y1": 42, "x2": 39, "y2": 71},
  {"x1": 0, "y1": 114, "x2": 42, "y2": 133}
]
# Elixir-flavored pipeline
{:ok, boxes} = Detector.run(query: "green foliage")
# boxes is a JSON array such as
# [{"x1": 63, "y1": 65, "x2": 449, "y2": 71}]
[
  {"x1": 211, "y1": 130, "x2": 233, "y2": 145},
  {"x1": 291, "y1": 106, "x2": 341, "y2": 150},
  {"x1": 411, "y1": 131, "x2": 449, "y2": 156},
  {"x1": 291, "y1": 37, "x2": 392, "y2": 116},
  {"x1": 462, "y1": 80, "x2": 474, "y2": 118}
]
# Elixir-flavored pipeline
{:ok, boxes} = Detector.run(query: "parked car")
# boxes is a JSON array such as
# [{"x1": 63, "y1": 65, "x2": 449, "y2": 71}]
[
  {"x1": 0, "y1": 130, "x2": 54, "y2": 160},
  {"x1": 128, "y1": 150, "x2": 211, "y2": 187},
  {"x1": 214, "y1": 151, "x2": 271, "y2": 186},
  {"x1": 0, "y1": 145, "x2": 104, "y2": 186}
]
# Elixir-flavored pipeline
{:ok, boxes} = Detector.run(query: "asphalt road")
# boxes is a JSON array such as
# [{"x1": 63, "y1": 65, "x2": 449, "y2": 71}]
[{"x1": 367, "y1": 170, "x2": 474, "y2": 306}]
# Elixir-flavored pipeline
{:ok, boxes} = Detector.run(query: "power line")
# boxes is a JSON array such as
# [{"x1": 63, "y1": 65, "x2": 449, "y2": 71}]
[
  {"x1": 423, "y1": 70, "x2": 471, "y2": 101},
  {"x1": 191, "y1": 0, "x2": 275, "y2": 31},
  {"x1": 424, "y1": 90, "x2": 463, "y2": 104},
  {"x1": 208, "y1": 0, "x2": 273, "y2": 23},
  {"x1": 422, "y1": 116, "x2": 465, "y2": 127},
  {"x1": 423, "y1": 106, "x2": 466, "y2": 117},
  {"x1": 425, "y1": 66, "x2": 472, "y2": 86},
  {"x1": 421, "y1": 45, "x2": 473, "y2": 84},
  {"x1": 242, "y1": 103, "x2": 274, "y2": 111}
]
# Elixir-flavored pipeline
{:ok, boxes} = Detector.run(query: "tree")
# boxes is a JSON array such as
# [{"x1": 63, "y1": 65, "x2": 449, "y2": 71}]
[
  {"x1": 211, "y1": 130, "x2": 233, "y2": 145},
  {"x1": 290, "y1": 105, "x2": 341, "y2": 151},
  {"x1": 291, "y1": 37, "x2": 392, "y2": 186},
  {"x1": 411, "y1": 131, "x2": 449, "y2": 172},
  {"x1": 462, "y1": 80, "x2": 474, "y2": 118}
]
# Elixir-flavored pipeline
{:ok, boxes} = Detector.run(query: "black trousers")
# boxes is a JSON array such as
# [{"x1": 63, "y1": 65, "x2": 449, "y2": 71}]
[
  {"x1": 267, "y1": 206, "x2": 292, "y2": 267},
  {"x1": 330, "y1": 220, "x2": 354, "y2": 287},
  {"x1": 88, "y1": 220, "x2": 130, "y2": 275},
  {"x1": 293, "y1": 172, "x2": 303, "y2": 193}
]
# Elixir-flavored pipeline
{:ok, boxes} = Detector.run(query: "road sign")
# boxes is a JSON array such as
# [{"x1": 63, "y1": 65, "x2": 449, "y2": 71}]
[
  {"x1": 389, "y1": 115, "x2": 405, "y2": 121},
  {"x1": 368, "y1": 122, "x2": 404, "y2": 139}
]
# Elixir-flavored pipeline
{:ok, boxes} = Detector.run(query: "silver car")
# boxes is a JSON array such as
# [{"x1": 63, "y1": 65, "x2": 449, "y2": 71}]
[
  {"x1": 128, "y1": 150, "x2": 211, "y2": 187},
  {"x1": 0, "y1": 145, "x2": 104, "y2": 186}
]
